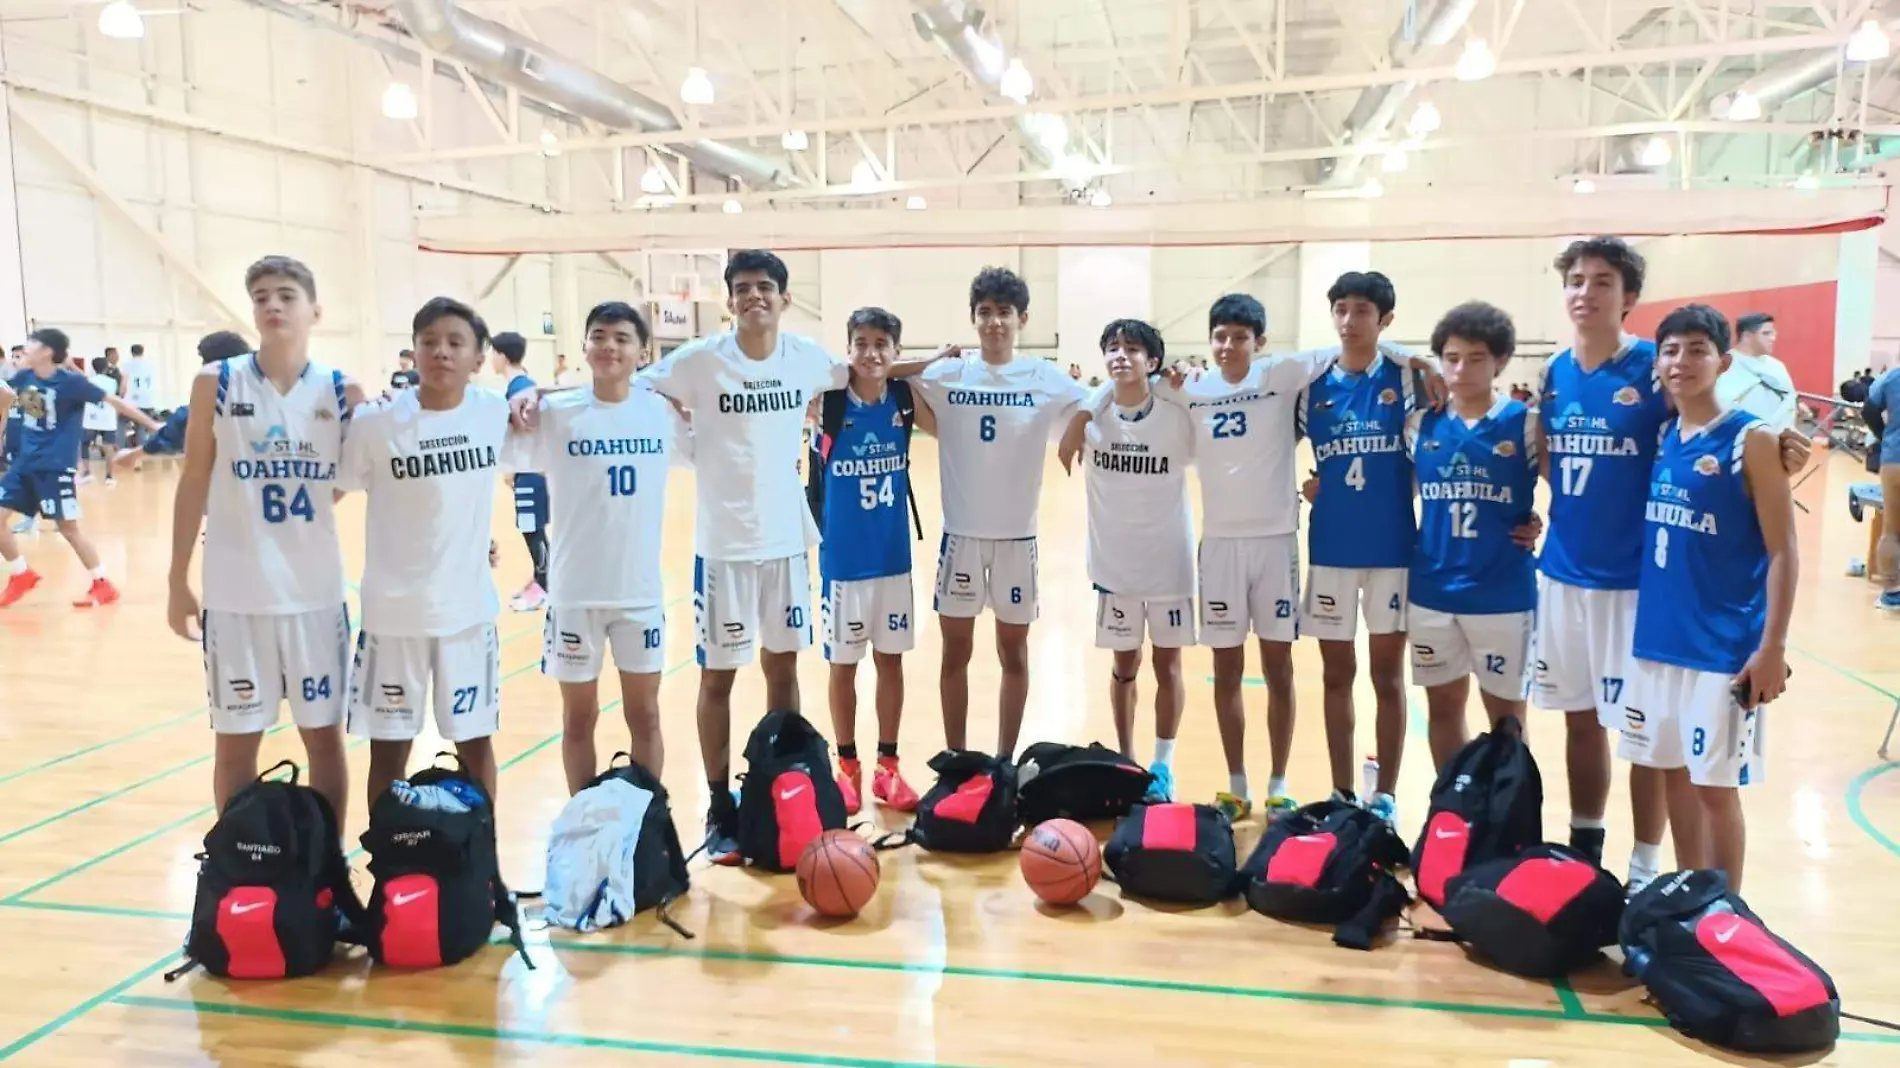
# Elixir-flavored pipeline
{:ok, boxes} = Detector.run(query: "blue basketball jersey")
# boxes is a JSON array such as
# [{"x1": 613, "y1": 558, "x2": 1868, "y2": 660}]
[
  {"x1": 1632, "y1": 411, "x2": 1768, "y2": 675},
  {"x1": 1539, "y1": 339, "x2": 1670, "y2": 590},
  {"x1": 1409, "y1": 399, "x2": 1538, "y2": 615},
  {"x1": 505, "y1": 374, "x2": 548, "y2": 523},
  {"x1": 818, "y1": 388, "x2": 911, "y2": 582},
  {"x1": 1301, "y1": 351, "x2": 1415, "y2": 568}
]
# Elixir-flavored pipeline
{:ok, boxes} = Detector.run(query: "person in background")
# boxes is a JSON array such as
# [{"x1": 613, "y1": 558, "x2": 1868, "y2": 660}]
[
  {"x1": 121, "y1": 343, "x2": 158, "y2": 464},
  {"x1": 490, "y1": 330, "x2": 549, "y2": 612},
  {"x1": 114, "y1": 332, "x2": 252, "y2": 466},
  {"x1": 99, "y1": 347, "x2": 125, "y2": 399},
  {"x1": 1715, "y1": 313, "x2": 1797, "y2": 430},
  {"x1": 2, "y1": 346, "x2": 24, "y2": 479},
  {"x1": 81, "y1": 356, "x2": 121, "y2": 486},
  {"x1": 1843, "y1": 369, "x2": 1872, "y2": 403},
  {"x1": 1864, "y1": 366, "x2": 1900, "y2": 612},
  {"x1": 389, "y1": 349, "x2": 419, "y2": 393}
]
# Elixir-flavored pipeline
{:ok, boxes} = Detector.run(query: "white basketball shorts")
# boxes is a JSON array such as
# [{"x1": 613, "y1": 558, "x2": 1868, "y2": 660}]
[
  {"x1": 1618, "y1": 659, "x2": 1766, "y2": 788},
  {"x1": 1304, "y1": 566, "x2": 1408, "y2": 641},
  {"x1": 933, "y1": 534, "x2": 1037, "y2": 626},
  {"x1": 1408, "y1": 605, "x2": 1535, "y2": 700},
  {"x1": 1198, "y1": 534, "x2": 1300, "y2": 646},
  {"x1": 822, "y1": 573, "x2": 916, "y2": 664},
  {"x1": 1095, "y1": 590, "x2": 1196, "y2": 652},
  {"x1": 1531, "y1": 576, "x2": 1638, "y2": 729},
  {"x1": 347, "y1": 622, "x2": 501, "y2": 743},
  {"x1": 695, "y1": 554, "x2": 812, "y2": 670},
  {"x1": 542, "y1": 604, "x2": 666, "y2": 683},
  {"x1": 203, "y1": 604, "x2": 353, "y2": 734}
]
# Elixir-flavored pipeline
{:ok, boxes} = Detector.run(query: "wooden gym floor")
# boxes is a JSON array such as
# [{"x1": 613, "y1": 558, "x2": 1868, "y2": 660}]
[{"x1": 0, "y1": 438, "x2": 1894, "y2": 1067}]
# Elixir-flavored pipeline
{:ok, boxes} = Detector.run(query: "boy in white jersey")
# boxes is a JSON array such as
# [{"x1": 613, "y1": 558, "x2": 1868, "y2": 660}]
[
  {"x1": 911, "y1": 267, "x2": 1086, "y2": 760},
  {"x1": 167, "y1": 255, "x2": 361, "y2": 821},
  {"x1": 343, "y1": 297, "x2": 509, "y2": 811},
  {"x1": 1082, "y1": 320, "x2": 1195, "y2": 800},
  {"x1": 506, "y1": 302, "x2": 686, "y2": 794}
]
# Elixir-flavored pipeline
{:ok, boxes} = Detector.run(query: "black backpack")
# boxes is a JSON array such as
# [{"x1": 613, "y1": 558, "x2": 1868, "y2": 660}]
[
  {"x1": 880, "y1": 750, "x2": 1019, "y2": 853},
  {"x1": 1430, "y1": 843, "x2": 1624, "y2": 977},
  {"x1": 1238, "y1": 800, "x2": 1412, "y2": 950},
  {"x1": 587, "y1": 756, "x2": 691, "y2": 924},
  {"x1": 169, "y1": 762, "x2": 357, "y2": 981},
  {"x1": 737, "y1": 709, "x2": 848, "y2": 872},
  {"x1": 357, "y1": 760, "x2": 529, "y2": 969},
  {"x1": 1015, "y1": 742, "x2": 1153, "y2": 826},
  {"x1": 806, "y1": 380, "x2": 924, "y2": 540},
  {"x1": 1103, "y1": 803, "x2": 1238, "y2": 905},
  {"x1": 1621, "y1": 870, "x2": 1840, "y2": 1053},
  {"x1": 1412, "y1": 716, "x2": 1542, "y2": 909}
]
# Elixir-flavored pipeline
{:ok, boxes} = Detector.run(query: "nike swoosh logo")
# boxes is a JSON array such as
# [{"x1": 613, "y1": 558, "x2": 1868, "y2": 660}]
[
  {"x1": 228, "y1": 902, "x2": 268, "y2": 915},
  {"x1": 1434, "y1": 828, "x2": 1463, "y2": 839},
  {"x1": 393, "y1": 891, "x2": 430, "y2": 907},
  {"x1": 1714, "y1": 924, "x2": 1739, "y2": 944},
  {"x1": 779, "y1": 785, "x2": 807, "y2": 801}
]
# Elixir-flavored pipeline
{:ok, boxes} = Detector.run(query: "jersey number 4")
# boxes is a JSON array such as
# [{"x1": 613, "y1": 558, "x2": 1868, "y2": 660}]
[
  {"x1": 859, "y1": 475, "x2": 894, "y2": 509},
  {"x1": 261, "y1": 484, "x2": 314, "y2": 524}
]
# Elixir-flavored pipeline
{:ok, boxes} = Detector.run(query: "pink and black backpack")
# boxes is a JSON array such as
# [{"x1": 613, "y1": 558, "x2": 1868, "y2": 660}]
[{"x1": 736, "y1": 710, "x2": 848, "y2": 871}]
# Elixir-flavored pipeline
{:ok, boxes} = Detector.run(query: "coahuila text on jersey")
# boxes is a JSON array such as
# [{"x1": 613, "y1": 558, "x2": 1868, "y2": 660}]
[
  {"x1": 1187, "y1": 392, "x2": 1265, "y2": 409},
  {"x1": 829, "y1": 454, "x2": 906, "y2": 477},
  {"x1": 946, "y1": 389, "x2": 1035, "y2": 407},
  {"x1": 718, "y1": 388, "x2": 804, "y2": 413},
  {"x1": 390, "y1": 445, "x2": 498, "y2": 479},
  {"x1": 228, "y1": 458, "x2": 338, "y2": 481},
  {"x1": 1646, "y1": 499, "x2": 1719, "y2": 534},
  {"x1": 1420, "y1": 481, "x2": 1515, "y2": 504},
  {"x1": 567, "y1": 437, "x2": 666, "y2": 456},
  {"x1": 1093, "y1": 449, "x2": 1171, "y2": 474},
  {"x1": 1546, "y1": 432, "x2": 1641, "y2": 456},
  {"x1": 1313, "y1": 434, "x2": 1403, "y2": 462}
]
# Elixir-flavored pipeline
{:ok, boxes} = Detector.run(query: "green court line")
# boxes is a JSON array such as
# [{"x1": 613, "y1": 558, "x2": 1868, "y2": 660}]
[
  {"x1": 1, "y1": 899, "x2": 188, "y2": 922},
  {"x1": 1552, "y1": 977, "x2": 1586, "y2": 1018},
  {"x1": 112, "y1": 996, "x2": 987, "y2": 1068},
  {"x1": 1791, "y1": 643, "x2": 1898, "y2": 701},
  {"x1": 0, "y1": 955, "x2": 181, "y2": 1061},
  {"x1": 1845, "y1": 762, "x2": 1900, "y2": 862}
]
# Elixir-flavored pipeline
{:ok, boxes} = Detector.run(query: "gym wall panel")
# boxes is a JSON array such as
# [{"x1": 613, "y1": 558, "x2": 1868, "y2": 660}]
[
  {"x1": 18, "y1": 188, "x2": 102, "y2": 325},
  {"x1": 1625, "y1": 281, "x2": 1839, "y2": 395},
  {"x1": 1372, "y1": 239, "x2": 1567, "y2": 348},
  {"x1": 1150, "y1": 245, "x2": 1299, "y2": 358},
  {"x1": 1057, "y1": 246, "x2": 1152, "y2": 379}
]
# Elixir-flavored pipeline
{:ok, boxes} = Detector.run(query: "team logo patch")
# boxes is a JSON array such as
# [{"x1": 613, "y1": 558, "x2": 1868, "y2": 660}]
[
  {"x1": 560, "y1": 630, "x2": 582, "y2": 651},
  {"x1": 892, "y1": 411, "x2": 904, "y2": 427},
  {"x1": 1693, "y1": 454, "x2": 1720, "y2": 476},
  {"x1": 1612, "y1": 386, "x2": 1641, "y2": 406},
  {"x1": 229, "y1": 678, "x2": 256, "y2": 701},
  {"x1": 380, "y1": 684, "x2": 405, "y2": 702},
  {"x1": 1412, "y1": 644, "x2": 1436, "y2": 664},
  {"x1": 1378, "y1": 388, "x2": 1398, "y2": 405},
  {"x1": 1423, "y1": 439, "x2": 1441, "y2": 450},
  {"x1": 1493, "y1": 440, "x2": 1517, "y2": 457},
  {"x1": 231, "y1": 402, "x2": 255, "y2": 417}
]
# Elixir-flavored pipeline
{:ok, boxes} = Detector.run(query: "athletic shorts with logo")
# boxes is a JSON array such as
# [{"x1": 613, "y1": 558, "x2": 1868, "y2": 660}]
[
  {"x1": 203, "y1": 604, "x2": 353, "y2": 734},
  {"x1": 695, "y1": 554, "x2": 812, "y2": 670},
  {"x1": 1617, "y1": 660, "x2": 1766, "y2": 787},
  {"x1": 1304, "y1": 565, "x2": 1407, "y2": 641},
  {"x1": 1198, "y1": 534, "x2": 1300, "y2": 645},
  {"x1": 347, "y1": 622, "x2": 501, "y2": 743},
  {"x1": 822, "y1": 573, "x2": 915, "y2": 664},
  {"x1": 0, "y1": 468, "x2": 79, "y2": 520},
  {"x1": 934, "y1": 534, "x2": 1037, "y2": 625},
  {"x1": 542, "y1": 605, "x2": 665, "y2": 682},
  {"x1": 1409, "y1": 605, "x2": 1534, "y2": 700},
  {"x1": 1532, "y1": 576, "x2": 1636, "y2": 728},
  {"x1": 1095, "y1": 590, "x2": 1195, "y2": 651}
]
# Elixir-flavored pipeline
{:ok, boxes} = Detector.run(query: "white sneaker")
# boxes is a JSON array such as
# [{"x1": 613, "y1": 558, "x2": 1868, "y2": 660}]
[
  {"x1": 509, "y1": 581, "x2": 547, "y2": 612},
  {"x1": 9, "y1": 516, "x2": 36, "y2": 534},
  {"x1": 1627, "y1": 863, "x2": 1659, "y2": 897}
]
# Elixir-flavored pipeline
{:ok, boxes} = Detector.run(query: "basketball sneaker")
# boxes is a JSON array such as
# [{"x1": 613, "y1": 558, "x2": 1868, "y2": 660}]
[
  {"x1": 703, "y1": 790, "x2": 741, "y2": 866},
  {"x1": 1365, "y1": 792, "x2": 1397, "y2": 826},
  {"x1": 72, "y1": 577, "x2": 119, "y2": 608},
  {"x1": 509, "y1": 581, "x2": 547, "y2": 612},
  {"x1": 1143, "y1": 763, "x2": 1176, "y2": 804},
  {"x1": 1213, "y1": 791, "x2": 1253, "y2": 821},
  {"x1": 0, "y1": 568, "x2": 42, "y2": 608},
  {"x1": 1878, "y1": 589, "x2": 1900, "y2": 613},
  {"x1": 1263, "y1": 794, "x2": 1301, "y2": 821},
  {"x1": 9, "y1": 515, "x2": 35, "y2": 534},
  {"x1": 871, "y1": 758, "x2": 919, "y2": 812},
  {"x1": 1569, "y1": 825, "x2": 1607, "y2": 865},
  {"x1": 836, "y1": 758, "x2": 863, "y2": 816}
]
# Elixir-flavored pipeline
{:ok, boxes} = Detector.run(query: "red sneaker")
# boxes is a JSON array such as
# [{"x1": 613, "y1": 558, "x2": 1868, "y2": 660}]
[
  {"x1": 72, "y1": 577, "x2": 119, "y2": 608},
  {"x1": 873, "y1": 759, "x2": 920, "y2": 812},
  {"x1": 835, "y1": 758, "x2": 863, "y2": 816},
  {"x1": 0, "y1": 568, "x2": 41, "y2": 608}
]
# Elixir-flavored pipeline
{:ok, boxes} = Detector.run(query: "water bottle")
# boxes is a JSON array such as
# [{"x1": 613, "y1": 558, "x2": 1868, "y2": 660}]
[
  {"x1": 1624, "y1": 944, "x2": 1653, "y2": 979},
  {"x1": 1361, "y1": 756, "x2": 1380, "y2": 802}
]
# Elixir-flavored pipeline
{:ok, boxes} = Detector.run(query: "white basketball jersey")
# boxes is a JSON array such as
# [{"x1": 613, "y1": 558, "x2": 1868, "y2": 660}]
[
  {"x1": 341, "y1": 387, "x2": 507, "y2": 637},
  {"x1": 202, "y1": 355, "x2": 349, "y2": 615},
  {"x1": 504, "y1": 385, "x2": 681, "y2": 609},
  {"x1": 1084, "y1": 392, "x2": 1196, "y2": 599},
  {"x1": 913, "y1": 356, "x2": 1085, "y2": 540},
  {"x1": 123, "y1": 357, "x2": 157, "y2": 408}
]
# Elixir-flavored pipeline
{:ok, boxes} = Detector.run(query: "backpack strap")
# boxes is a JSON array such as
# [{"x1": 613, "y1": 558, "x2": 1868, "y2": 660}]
[
  {"x1": 871, "y1": 828, "x2": 919, "y2": 851},
  {"x1": 1334, "y1": 870, "x2": 1411, "y2": 951},
  {"x1": 260, "y1": 759, "x2": 300, "y2": 785},
  {"x1": 890, "y1": 380, "x2": 923, "y2": 541},
  {"x1": 806, "y1": 389, "x2": 850, "y2": 532},
  {"x1": 491, "y1": 879, "x2": 535, "y2": 969}
]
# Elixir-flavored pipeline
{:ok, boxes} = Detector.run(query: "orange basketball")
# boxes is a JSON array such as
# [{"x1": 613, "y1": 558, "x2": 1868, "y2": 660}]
[
  {"x1": 796, "y1": 829, "x2": 880, "y2": 918},
  {"x1": 1020, "y1": 818, "x2": 1101, "y2": 906}
]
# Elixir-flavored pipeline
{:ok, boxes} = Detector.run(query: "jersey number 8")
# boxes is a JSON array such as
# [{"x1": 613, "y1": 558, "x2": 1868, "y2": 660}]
[{"x1": 261, "y1": 484, "x2": 315, "y2": 524}]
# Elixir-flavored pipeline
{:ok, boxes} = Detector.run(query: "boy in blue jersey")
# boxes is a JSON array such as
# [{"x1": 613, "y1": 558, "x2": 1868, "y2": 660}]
[
  {"x1": 0, "y1": 328, "x2": 160, "y2": 608},
  {"x1": 1863, "y1": 367, "x2": 1900, "y2": 610},
  {"x1": 113, "y1": 331, "x2": 253, "y2": 466},
  {"x1": 1300, "y1": 271, "x2": 1417, "y2": 823},
  {"x1": 1408, "y1": 303, "x2": 1540, "y2": 769},
  {"x1": 493, "y1": 330, "x2": 550, "y2": 612},
  {"x1": 1620, "y1": 305, "x2": 1796, "y2": 894},
  {"x1": 814, "y1": 308, "x2": 933, "y2": 814}
]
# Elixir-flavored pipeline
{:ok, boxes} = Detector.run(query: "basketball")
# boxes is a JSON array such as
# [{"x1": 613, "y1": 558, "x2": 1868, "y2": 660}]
[
  {"x1": 1020, "y1": 819, "x2": 1102, "y2": 906},
  {"x1": 796, "y1": 829, "x2": 881, "y2": 918}
]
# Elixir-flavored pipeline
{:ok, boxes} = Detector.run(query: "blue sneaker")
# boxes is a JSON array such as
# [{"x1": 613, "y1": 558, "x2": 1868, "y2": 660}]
[
  {"x1": 1144, "y1": 763, "x2": 1176, "y2": 803},
  {"x1": 1365, "y1": 792, "x2": 1397, "y2": 826},
  {"x1": 1879, "y1": 590, "x2": 1900, "y2": 613}
]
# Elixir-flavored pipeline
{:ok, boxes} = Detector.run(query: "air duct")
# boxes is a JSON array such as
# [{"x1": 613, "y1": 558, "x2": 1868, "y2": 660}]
[
  {"x1": 910, "y1": 1, "x2": 1062, "y2": 174},
  {"x1": 392, "y1": 0, "x2": 792, "y2": 189},
  {"x1": 1314, "y1": 0, "x2": 1479, "y2": 185},
  {"x1": 1709, "y1": 50, "x2": 1843, "y2": 121}
]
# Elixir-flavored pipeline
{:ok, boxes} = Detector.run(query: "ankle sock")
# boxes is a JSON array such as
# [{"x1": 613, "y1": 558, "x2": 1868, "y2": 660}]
[
  {"x1": 837, "y1": 743, "x2": 858, "y2": 762},
  {"x1": 1228, "y1": 772, "x2": 1249, "y2": 800},
  {"x1": 6, "y1": 556, "x2": 25, "y2": 575},
  {"x1": 1630, "y1": 841, "x2": 1663, "y2": 872},
  {"x1": 876, "y1": 741, "x2": 898, "y2": 760},
  {"x1": 1152, "y1": 738, "x2": 1176, "y2": 767},
  {"x1": 1266, "y1": 775, "x2": 1288, "y2": 800},
  {"x1": 90, "y1": 566, "x2": 107, "y2": 581}
]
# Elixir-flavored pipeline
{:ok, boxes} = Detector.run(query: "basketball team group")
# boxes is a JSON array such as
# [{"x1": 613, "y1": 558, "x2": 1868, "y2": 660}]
[{"x1": 0, "y1": 234, "x2": 1814, "y2": 905}]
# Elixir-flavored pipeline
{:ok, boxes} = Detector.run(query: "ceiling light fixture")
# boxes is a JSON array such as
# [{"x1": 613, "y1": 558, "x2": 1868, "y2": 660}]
[
  {"x1": 999, "y1": 58, "x2": 1034, "y2": 103},
  {"x1": 1638, "y1": 135, "x2": 1673, "y2": 167},
  {"x1": 1572, "y1": 177, "x2": 1597, "y2": 194},
  {"x1": 1088, "y1": 186, "x2": 1112, "y2": 207},
  {"x1": 850, "y1": 159, "x2": 878, "y2": 188},
  {"x1": 1847, "y1": 20, "x2": 1890, "y2": 63},
  {"x1": 1406, "y1": 101, "x2": 1441, "y2": 138},
  {"x1": 381, "y1": 82, "x2": 418, "y2": 121},
  {"x1": 639, "y1": 165, "x2": 669, "y2": 195},
  {"x1": 538, "y1": 129, "x2": 561, "y2": 157},
  {"x1": 722, "y1": 198, "x2": 743, "y2": 214},
  {"x1": 679, "y1": 66, "x2": 714, "y2": 105},
  {"x1": 1031, "y1": 113, "x2": 1068, "y2": 153},
  {"x1": 780, "y1": 129, "x2": 809, "y2": 151},
  {"x1": 1455, "y1": 38, "x2": 1496, "y2": 81},
  {"x1": 906, "y1": 195, "x2": 927, "y2": 210},
  {"x1": 1381, "y1": 149, "x2": 1409, "y2": 173},
  {"x1": 98, "y1": 1, "x2": 144, "y2": 40},
  {"x1": 1718, "y1": 90, "x2": 1763, "y2": 122}
]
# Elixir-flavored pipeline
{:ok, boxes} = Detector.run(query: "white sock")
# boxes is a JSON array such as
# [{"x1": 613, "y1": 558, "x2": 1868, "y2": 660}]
[
  {"x1": 1228, "y1": 772, "x2": 1250, "y2": 800},
  {"x1": 1266, "y1": 775, "x2": 1288, "y2": 800},
  {"x1": 1151, "y1": 738, "x2": 1176, "y2": 767},
  {"x1": 7, "y1": 556, "x2": 26, "y2": 575},
  {"x1": 90, "y1": 566, "x2": 107, "y2": 581},
  {"x1": 1630, "y1": 841, "x2": 1663, "y2": 872},
  {"x1": 1570, "y1": 815, "x2": 1607, "y2": 831}
]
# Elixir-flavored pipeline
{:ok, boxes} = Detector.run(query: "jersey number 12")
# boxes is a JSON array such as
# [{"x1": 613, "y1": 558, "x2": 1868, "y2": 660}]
[{"x1": 1450, "y1": 501, "x2": 1479, "y2": 539}]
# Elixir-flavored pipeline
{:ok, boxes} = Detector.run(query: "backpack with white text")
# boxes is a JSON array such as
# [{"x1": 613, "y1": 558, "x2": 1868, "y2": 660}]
[
  {"x1": 807, "y1": 380, "x2": 923, "y2": 540},
  {"x1": 737, "y1": 710, "x2": 848, "y2": 872}
]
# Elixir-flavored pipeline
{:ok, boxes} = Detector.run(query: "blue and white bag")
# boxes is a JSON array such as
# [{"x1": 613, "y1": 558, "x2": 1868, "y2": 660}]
[{"x1": 542, "y1": 757, "x2": 692, "y2": 936}]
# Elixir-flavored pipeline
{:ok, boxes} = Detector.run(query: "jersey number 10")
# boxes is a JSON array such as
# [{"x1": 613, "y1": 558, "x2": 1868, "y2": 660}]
[
  {"x1": 607, "y1": 465, "x2": 638, "y2": 497},
  {"x1": 261, "y1": 484, "x2": 315, "y2": 524}
]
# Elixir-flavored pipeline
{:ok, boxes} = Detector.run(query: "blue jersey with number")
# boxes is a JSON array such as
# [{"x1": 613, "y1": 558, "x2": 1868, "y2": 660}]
[
  {"x1": 1301, "y1": 351, "x2": 1415, "y2": 568},
  {"x1": 1632, "y1": 411, "x2": 1767, "y2": 675},
  {"x1": 1410, "y1": 399, "x2": 1538, "y2": 615},
  {"x1": 6, "y1": 368, "x2": 105, "y2": 474},
  {"x1": 1539, "y1": 340, "x2": 1670, "y2": 590},
  {"x1": 505, "y1": 374, "x2": 548, "y2": 524},
  {"x1": 817, "y1": 388, "x2": 911, "y2": 582}
]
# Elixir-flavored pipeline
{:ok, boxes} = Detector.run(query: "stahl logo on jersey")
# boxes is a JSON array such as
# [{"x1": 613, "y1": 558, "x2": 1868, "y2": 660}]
[
  {"x1": 233, "y1": 423, "x2": 335, "y2": 483},
  {"x1": 1422, "y1": 451, "x2": 1515, "y2": 505},
  {"x1": 1546, "y1": 402, "x2": 1641, "y2": 458}
]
